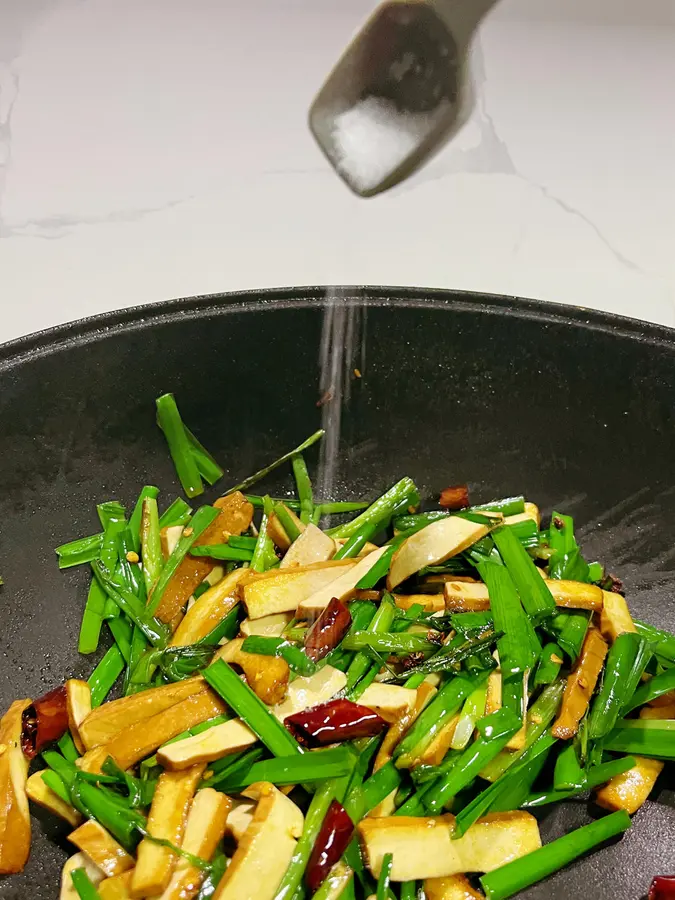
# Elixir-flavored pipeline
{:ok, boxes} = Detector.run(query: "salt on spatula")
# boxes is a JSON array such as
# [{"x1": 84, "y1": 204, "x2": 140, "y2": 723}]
[{"x1": 309, "y1": 0, "x2": 497, "y2": 197}]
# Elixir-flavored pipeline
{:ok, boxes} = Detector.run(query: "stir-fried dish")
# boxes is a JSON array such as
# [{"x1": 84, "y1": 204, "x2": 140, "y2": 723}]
[{"x1": 2, "y1": 394, "x2": 675, "y2": 900}]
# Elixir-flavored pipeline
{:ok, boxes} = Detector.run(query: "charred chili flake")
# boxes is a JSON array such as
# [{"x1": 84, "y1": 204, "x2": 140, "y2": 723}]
[
  {"x1": 601, "y1": 572, "x2": 625, "y2": 595},
  {"x1": 552, "y1": 516, "x2": 565, "y2": 530},
  {"x1": 649, "y1": 876, "x2": 675, "y2": 900},
  {"x1": 402, "y1": 652, "x2": 426, "y2": 671},
  {"x1": 306, "y1": 799, "x2": 354, "y2": 893},
  {"x1": 316, "y1": 390, "x2": 334, "y2": 408},
  {"x1": 285, "y1": 698, "x2": 387, "y2": 747},
  {"x1": 304, "y1": 598, "x2": 352, "y2": 663},
  {"x1": 21, "y1": 686, "x2": 69, "y2": 759},
  {"x1": 439, "y1": 484, "x2": 470, "y2": 510}
]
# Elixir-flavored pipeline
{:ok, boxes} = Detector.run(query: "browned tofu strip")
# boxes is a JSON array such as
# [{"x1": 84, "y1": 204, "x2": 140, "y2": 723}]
[
  {"x1": 169, "y1": 569, "x2": 247, "y2": 647},
  {"x1": 215, "y1": 639, "x2": 290, "y2": 705},
  {"x1": 99, "y1": 871, "x2": 134, "y2": 900},
  {"x1": 156, "y1": 788, "x2": 231, "y2": 900},
  {"x1": 79, "y1": 678, "x2": 205, "y2": 750},
  {"x1": 424, "y1": 875, "x2": 485, "y2": 900},
  {"x1": 0, "y1": 699, "x2": 32, "y2": 875},
  {"x1": 153, "y1": 492, "x2": 253, "y2": 624},
  {"x1": 594, "y1": 756, "x2": 664, "y2": 814},
  {"x1": 69, "y1": 821, "x2": 134, "y2": 877},
  {"x1": 552, "y1": 628, "x2": 608, "y2": 739},
  {"x1": 132, "y1": 765, "x2": 205, "y2": 897},
  {"x1": 105, "y1": 690, "x2": 226, "y2": 769}
]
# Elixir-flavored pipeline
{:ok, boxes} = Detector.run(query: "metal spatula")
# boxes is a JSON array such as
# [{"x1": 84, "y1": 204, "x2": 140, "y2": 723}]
[{"x1": 309, "y1": 0, "x2": 497, "y2": 197}]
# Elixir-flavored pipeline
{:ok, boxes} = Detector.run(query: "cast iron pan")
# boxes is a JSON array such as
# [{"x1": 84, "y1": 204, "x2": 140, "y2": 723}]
[{"x1": 1, "y1": 287, "x2": 675, "y2": 899}]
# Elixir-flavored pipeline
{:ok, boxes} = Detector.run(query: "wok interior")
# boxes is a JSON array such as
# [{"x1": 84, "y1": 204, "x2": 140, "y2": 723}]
[{"x1": 0, "y1": 290, "x2": 674, "y2": 898}]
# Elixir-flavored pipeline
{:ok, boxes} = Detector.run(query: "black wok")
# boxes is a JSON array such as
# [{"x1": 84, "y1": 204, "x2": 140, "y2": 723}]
[{"x1": 1, "y1": 287, "x2": 674, "y2": 899}]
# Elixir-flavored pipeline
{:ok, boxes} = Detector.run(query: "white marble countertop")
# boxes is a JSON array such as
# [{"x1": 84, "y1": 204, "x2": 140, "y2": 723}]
[{"x1": 1, "y1": 0, "x2": 674, "y2": 345}]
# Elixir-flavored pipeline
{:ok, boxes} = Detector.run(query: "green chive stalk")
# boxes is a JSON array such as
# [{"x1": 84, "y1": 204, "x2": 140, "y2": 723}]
[
  {"x1": 183, "y1": 425, "x2": 224, "y2": 486},
  {"x1": 274, "y1": 779, "x2": 341, "y2": 900},
  {"x1": 88, "y1": 645, "x2": 125, "y2": 706},
  {"x1": 70, "y1": 777, "x2": 146, "y2": 851},
  {"x1": 344, "y1": 761, "x2": 402, "y2": 824},
  {"x1": 355, "y1": 540, "x2": 401, "y2": 590},
  {"x1": 342, "y1": 632, "x2": 437, "y2": 655},
  {"x1": 127, "y1": 487, "x2": 160, "y2": 550},
  {"x1": 147, "y1": 505, "x2": 220, "y2": 615},
  {"x1": 191, "y1": 544, "x2": 254, "y2": 562},
  {"x1": 479, "y1": 561, "x2": 538, "y2": 674},
  {"x1": 57, "y1": 731, "x2": 80, "y2": 762},
  {"x1": 588, "y1": 633, "x2": 650, "y2": 741},
  {"x1": 226, "y1": 430, "x2": 324, "y2": 495},
  {"x1": 156, "y1": 393, "x2": 204, "y2": 497},
  {"x1": 246, "y1": 495, "x2": 302, "y2": 511},
  {"x1": 213, "y1": 747, "x2": 353, "y2": 793},
  {"x1": 140, "y1": 497, "x2": 163, "y2": 593},
  {"x1": 479, "y1": 811, "x2": 631, "y2": 900},
  {"x1": 274, "y1": 502, "x2": 303, "y2": 543},
  {"x1": 553, "y1": 742, "x2": 586, "y2": 791},
  {"x1": 56, "y1": 533, "x2": 103, "y2": 569},
  {"x1": 481, "y1": 679, "x2": 565, "y2": 781},
  {"x1": 455, "y1": 731, "x2": 557, "y2": 837},
  {"x1": 251, "y1": 495, "x2": 278, "y2": 572},
  {"x1": 328, "y1": 478, "x2": 419, "y2": 540},
  {"x1": 604, "y1": 718, "x2": 675, "y2": 759},
  {"x1": 395, "y1": 672, "x2": 486, "y2": 768},
  {"x1": 42, "y1": 769, "x2": 73, "y2": 805},
  {"x1": 544, "y1": 609, "x2": 591, "y2": 662},
  {"x1": 523, "y1": 756, "x2": 637, "y2": 807},
  {"x1": 423, "y1": 709, "x2": 522, "y2": 815},
  {"x1": 71, "y1": 869, "x2": 103, "y2": 900},
  {"x1": 79, "y1": 514, "x2": 126, "y2": 653},
  {"x1": 92, "y1": 561, "x2": 170, "y2": 647},
  {"x1": 97, "y1": 501, "x2": 126, "y2": 529},
  {"x1": 125, "y1": 626, "x2": 149, "y2": 695},
  {"x1": 388, "y1": 630, "x2": 499, "y2": 684},
  {"x1": 451, "y1": 682, "x2": 488, "y2": 750},
  {"x1": 623, "y1": 665, "x2": 675, "y2": 714},
  {"x1": 319, "y1": 502, "x2": 370, "y2": 515},
  {"x1": 492, "y1": 526, "x2": 556, "y2": 624},
  {"x1": 376, "y1": 854, "x2": 393, "y2": 900},
  {"x1": 534, "y1": 642, "x2": 564, "y2": 687},
  {"x1": 203, "y1": 747, "x2": 265, "y2": 786},
  {"x1": 204, "y1": 660, "x2": 303, "y2": 757},
  {"x1": 488, "y1": 747, "x2": 552, "y2": 813},
  {"x1": 158, "y1": 497, "x2": 193, "y2": 528},
  {"x1": 635, "y1": 620, "x2": 675, "y2": 664},
  {"x1": 333, "y1": 521, "x2": 379, "y2": 560},
  {"x1": 241, "y1": 636, "x2": 316, "y2": 676},
  {"x1": 345, "y1": 595, "x2": 396, "y2": 698},
  {"x1": 291, "y1": 453, "x2": 314, "y2": 524},
  {"x1": 107, "y1": 617, "x2": 133, "y2": 663}
]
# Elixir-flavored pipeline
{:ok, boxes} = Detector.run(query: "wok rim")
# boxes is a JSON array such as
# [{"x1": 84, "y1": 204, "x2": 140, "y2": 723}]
[{"x1": 2, "y1": 285, "x2": 673, "y2": 373}]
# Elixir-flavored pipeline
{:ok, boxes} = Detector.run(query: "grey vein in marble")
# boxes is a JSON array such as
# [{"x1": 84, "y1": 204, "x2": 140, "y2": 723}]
[
  {"x1": 2, "y1": 195, "x2": 194, "y2": 240},
  {"x1": 390, "y1": 39, "x2": 649, "y2": 277},
  {"x1": 0, "y1": 66, "x2": 19, "y2": 239}
]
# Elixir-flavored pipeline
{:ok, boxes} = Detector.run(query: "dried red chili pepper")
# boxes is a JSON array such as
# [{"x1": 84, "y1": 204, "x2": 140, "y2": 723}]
[
  {"x1": 285, "y1": 698, "x2": 387, "y2": 747},
  {"x1": 439, "y1": 484, "x2": 470, "y2": 510},
  {"x1": 304, "y1": 598, "x2": 352, "y2": 662},
  {"x1": 21, "y1": 686, "x2": 69, "y2": 759},
  {"x1": 650, "y1": 876, "x2": 675, "y2": 900},
  {"x1": 306, "y1": 799, "x2": 354, "y2": 893}
]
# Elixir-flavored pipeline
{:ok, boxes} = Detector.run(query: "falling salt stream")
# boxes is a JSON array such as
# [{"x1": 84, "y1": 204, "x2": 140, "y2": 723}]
[{"x1": 316, "y1": 289, "x2": 367, "y2": 513}]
